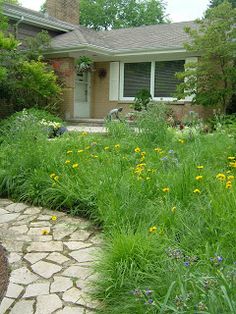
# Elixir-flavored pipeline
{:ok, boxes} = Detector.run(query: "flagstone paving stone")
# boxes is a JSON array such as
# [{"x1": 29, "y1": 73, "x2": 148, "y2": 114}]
[
  {"x1": 24, "y1": 253, "x2": 49, "y2": 264},
  {"x1": 0, "y1": 297, "x2": 14, "y2": 314},
  {"x1": 31, "y1": 261, "x2": 62, "y2": 279},
  {"x1": 0, "y1": 199, "x2": 102, "y2": 313},
  {"x1": 50, "y1": 276, "x2": 73, "y2": 293},
  {"x1": 10, "y1": 299, "x2": 34, "y2": 314}
]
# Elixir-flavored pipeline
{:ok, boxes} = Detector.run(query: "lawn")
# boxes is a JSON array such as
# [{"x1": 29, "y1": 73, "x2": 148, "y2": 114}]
[{"x1": 0, "y1": 107, "x2": 236, "y2": 313}]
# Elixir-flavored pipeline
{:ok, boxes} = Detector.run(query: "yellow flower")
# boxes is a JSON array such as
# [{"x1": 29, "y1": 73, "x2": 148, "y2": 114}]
[
  {"x1": 91, "y1": 154, "x2": 98, "y2": 158},
  {"x1": 228, "y1": 157, "x2": 235, "y2": 161},
  {"x1": 162, "y1": 187, "x2": 170, "y2": 193},
  {"x1": 72, "y1": 163, "x2": 79, "y2": 169},
  {"x1": 67, "y1": 150, "x2": 73, "y2": 154},
  {"x1": 51, "y1": 216, "x2": 57, "y2": 221},
  {"x1": 77, "y1": 150, "x2": 84, "y2": 153},
  {"x1": 197, "y1": 166, "x2": 204, "y2": 169},
  {"x1": 41, "y1": 230, "x2": 49, "y2": 235},
  {"x1": 226, "y1": 181, "x2": 232, "y2": 189},
  {"x1": 140, "y1": 156, "x2": 145, "y2": 162},
  {"x1": 193, "y1": 189, "x2": 201, "y2": 194},
  {"x1": 115, "y1": 144, "x2": 120, "y2": 149},
  {"x1": 216, "y1": 173, "x2": 226, "y2": 181},
  {"x1": 104, "y1": 146, "x2": 110, "y2": 150},
  {"x1": 50, "y1": 173, "x2": 56, "y2": 179},
  {"x1": 141, "y1": 152, "x2": 146, "y2": 157},
  {"x1": 65, "y1": 160, "x2": 71, "y2": 164},
  {"x1": 228, "y1": 175, "x2": 234, "y2": 181},
  {"x1": 154, "y1": 147, "x2": 162, "y2": 153},
  {"x1": 149, "y1": 226, "x2": 157, "y2": 233},
  {"x1": 178, "y1": 139, "x2": 185, "y2": 144},
  {"x1": 195, "y1": 176, "x2": 203, "y2": 181},
  {"x1": 135, "y1": 147, "x2": 141, "y2": 153},
  {"x1": 229, "y1": 162, "x2": 236, "y2": 168},
  {"x1": 134, "y1": 163, "x2": 146, "y2": 174},
  {"x1": 81, "y1": 131, "x2": 88, "y2": 136},
  {"x1": 171, "y1": 206, "x2": 176, "y2": 213},
  {"x1": 54, "y1": 176, "x2": 59, "y2": 181}
]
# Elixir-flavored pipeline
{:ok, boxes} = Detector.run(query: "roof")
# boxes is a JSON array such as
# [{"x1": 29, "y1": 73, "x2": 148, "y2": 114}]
[
  {"x1": 3, "y1": 3, "x2": 75, "y2": 32},
  {"x1": 3, "y1": 3, "x2": 196, "y2": 54},
  {"x1": 51, "y1": 21, "x2": 196, "y2": 53}
]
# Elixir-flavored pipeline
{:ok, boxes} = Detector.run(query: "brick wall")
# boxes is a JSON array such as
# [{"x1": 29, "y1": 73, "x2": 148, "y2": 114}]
[
  {"x1": 91, "y1": 61, "x2": 214, "y2": 121},
  {"x1": 46, "y1": 0, "x2": 80, "y2": 25},
  {"x1": 50, "y1": 57, "x2": 75, "y2": 119}
]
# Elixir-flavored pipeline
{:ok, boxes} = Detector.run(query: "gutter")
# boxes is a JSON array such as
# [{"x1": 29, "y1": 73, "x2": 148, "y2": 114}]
[
  {"x1": 4, "y1": 9, "x2": 74, "y2": 33},
  {"x1": 43, "y1": 44, "x2": 191, "y2": 57}
]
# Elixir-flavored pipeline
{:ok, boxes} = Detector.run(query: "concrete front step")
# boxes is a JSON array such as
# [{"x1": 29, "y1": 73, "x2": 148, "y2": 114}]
[{"x1": 66, "y1": 119, "x2": 105, "y2": 126}]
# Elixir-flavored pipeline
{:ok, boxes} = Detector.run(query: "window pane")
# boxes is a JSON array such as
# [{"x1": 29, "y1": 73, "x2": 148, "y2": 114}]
[
  {"x1": 154, "y1": 61, "x2": 185, "y2": 98},
  {"x1": 124, "y1": 62, "x2": 151, "y2": 97}
]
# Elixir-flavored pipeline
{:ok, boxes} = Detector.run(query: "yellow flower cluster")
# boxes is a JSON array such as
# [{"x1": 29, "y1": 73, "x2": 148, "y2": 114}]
[
  {"x1": 162, "y1": 187, "x2": 170, "y2": 193},
  {"x1": 226, "y1": 181, "x2": 232, "y2": 189},
  {"x1": 154, "y1": 147, "x2": 163, "y2": 154},
  {"x1": 216, "y1": 173, "x2": 226, "y2": 181},
  {"x1": 134, "y1": 163, "x2": 146, "y2": 175},
  {"x1": 50, "y1": 173, "x2": 59, "y2": 181},
  {"x1": 195, "y1": 176, "x2": 203, "y2": 181},
  {"x1": 149, "y1": 226, "x2": 157, "y2": 233}
]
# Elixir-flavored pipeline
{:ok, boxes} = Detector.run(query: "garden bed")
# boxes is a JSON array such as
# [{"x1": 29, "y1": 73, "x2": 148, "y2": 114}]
[{"x1": 0, "y1": 108, "x2": 236, "y2": 313}]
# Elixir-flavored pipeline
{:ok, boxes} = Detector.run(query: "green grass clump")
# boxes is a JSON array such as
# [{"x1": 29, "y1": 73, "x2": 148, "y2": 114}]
[{"x1": 0, "y1": 107, "x2": 236, "y2": 313}]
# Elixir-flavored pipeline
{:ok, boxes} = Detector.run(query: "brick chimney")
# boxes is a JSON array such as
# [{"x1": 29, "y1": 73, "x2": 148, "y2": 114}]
[{"x1": 45, "y1": 0, "x2": 80, "y2": 25}]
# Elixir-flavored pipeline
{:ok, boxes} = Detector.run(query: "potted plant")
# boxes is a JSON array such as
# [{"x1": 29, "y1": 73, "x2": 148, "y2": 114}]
[{"x1": 76, "y1": 56, "x2": 94, "y2": 74}]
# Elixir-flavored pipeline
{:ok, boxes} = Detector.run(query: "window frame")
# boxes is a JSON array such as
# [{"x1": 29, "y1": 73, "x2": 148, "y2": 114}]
[{"x1": 119, "y1": 60, "x2": 186, "y2": 102}]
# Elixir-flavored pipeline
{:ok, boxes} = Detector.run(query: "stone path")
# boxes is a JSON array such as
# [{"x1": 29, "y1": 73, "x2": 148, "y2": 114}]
[{"x1": 0, "y1": 199, "x2": 102, "y2": 314}]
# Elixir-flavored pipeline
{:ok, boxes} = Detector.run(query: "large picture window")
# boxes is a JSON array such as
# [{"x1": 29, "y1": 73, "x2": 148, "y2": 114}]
[
  {"x1": 154, "y1": 61, "x2": 185, "y2": 98},
  {"x1": 123, "y1": 62, "x2": 151, "y2": 97},
  {"x1": 122, "y1": 60, "x2": 185, "y2": 99}
]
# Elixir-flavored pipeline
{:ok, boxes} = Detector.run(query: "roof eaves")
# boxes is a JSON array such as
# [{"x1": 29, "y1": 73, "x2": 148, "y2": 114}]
[
  {"x1": 44, "y1": 43, "x2": 193, "y2": 56},
  {"x1": 3, "y1": 6, "x2": 75, "y2": 32}
]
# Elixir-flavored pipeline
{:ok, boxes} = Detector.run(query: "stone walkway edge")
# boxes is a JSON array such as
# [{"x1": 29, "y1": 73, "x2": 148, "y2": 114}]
[{"x1": 0, "y1": 199, "x2": 102, "y2": 314}]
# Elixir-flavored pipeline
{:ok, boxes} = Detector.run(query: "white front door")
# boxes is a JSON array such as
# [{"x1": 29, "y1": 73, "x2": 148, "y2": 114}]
[{"x1": 74, "y1": 72, "x2": 90, "y2": 118}]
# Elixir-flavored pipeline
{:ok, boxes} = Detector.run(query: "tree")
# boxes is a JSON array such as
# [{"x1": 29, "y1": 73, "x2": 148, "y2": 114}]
[
  {"x1": 79, "y1": 0, "x2": 167, "y2": 30},
  {"x1": 209, "y1": 0, "x2": 236, "y2": 8},
  {"x1": 176, "y1": 2, "x2": 236, "y2": 113},
  {"x1": 0, "y1": 2, "x2": 61, "y2": 113}
]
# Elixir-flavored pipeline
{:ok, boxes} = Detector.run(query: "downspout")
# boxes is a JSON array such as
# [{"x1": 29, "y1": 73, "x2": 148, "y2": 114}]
[{"x1": 15, "y1": 16, "x2": 24, "y2": 39}]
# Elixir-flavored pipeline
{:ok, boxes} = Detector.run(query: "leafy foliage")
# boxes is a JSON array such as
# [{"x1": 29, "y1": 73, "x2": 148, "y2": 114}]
[
  {"x1": 133, "y1": 89, "x2": 152, "y2": 111},
  {"x1": 209, "y1": 0, "x2": 236, "y2": 8},
  {"x1": 176, "y1": 2, "x2": 236, "y2": 112},
  {"x1": 0, "y1": 4, "x2": 61, "y2": 114},
  {"x1": 80, "y1": 0, "x2": 168, "y2": 30}
]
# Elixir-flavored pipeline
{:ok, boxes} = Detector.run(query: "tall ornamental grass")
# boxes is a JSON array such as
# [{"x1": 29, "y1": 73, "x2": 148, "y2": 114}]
[{"x1": 0, "y1": 108, "x2": 235, "y2": 313}]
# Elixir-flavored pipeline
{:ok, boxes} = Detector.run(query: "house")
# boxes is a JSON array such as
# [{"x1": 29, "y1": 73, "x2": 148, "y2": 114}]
[{"x1": 2, "y1": 0, "x2": 212, "y2": 121}]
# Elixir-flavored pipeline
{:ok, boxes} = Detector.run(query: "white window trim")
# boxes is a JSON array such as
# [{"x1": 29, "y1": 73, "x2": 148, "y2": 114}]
[{"x1": 119, "y1": 60, "x2": 189, "y2": 102}]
